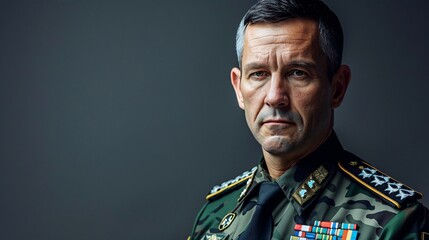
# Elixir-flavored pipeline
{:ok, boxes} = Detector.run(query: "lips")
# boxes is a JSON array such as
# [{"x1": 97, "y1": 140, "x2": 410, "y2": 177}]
[{"x1": 262, "y1": 119, "x2": 293, "y2": 125}]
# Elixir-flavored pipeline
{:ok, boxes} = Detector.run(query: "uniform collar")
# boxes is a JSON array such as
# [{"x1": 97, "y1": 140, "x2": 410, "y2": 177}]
[{"x1": 241, "y1": 131, "x2": 344, "y2": 215}]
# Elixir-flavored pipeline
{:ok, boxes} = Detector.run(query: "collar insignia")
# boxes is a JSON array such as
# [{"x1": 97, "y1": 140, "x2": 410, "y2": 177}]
[{"x1": 292, "y1": 165, "x2": 328, "y2": 206}]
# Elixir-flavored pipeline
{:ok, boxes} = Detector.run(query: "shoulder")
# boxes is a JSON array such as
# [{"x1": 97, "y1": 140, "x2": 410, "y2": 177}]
[
  {"x1": 337, "y1": 151, "x2": 422, "y2": 210},
  {"x1": 189, "y1": 167, "x2": 258, "y2": 239},
  {"x1": 205, "y1": 166, "x2": 257, "y2": 201}
]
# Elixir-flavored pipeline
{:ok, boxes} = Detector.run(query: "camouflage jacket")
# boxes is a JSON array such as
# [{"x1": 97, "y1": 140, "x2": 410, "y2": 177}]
[{"x1": 189, "y1": 133, "x2": 429, "y2": 240}]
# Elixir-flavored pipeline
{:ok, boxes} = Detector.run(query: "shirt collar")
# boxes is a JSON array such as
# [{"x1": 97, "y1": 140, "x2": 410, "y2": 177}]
[{"x1": 241, "y1": 131, "x2": 344, "y2": 214}]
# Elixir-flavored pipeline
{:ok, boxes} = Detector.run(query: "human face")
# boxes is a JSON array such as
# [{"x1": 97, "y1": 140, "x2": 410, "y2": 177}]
[{"x1": 231, "y1": 19, "x2": 349, "y2": 161}]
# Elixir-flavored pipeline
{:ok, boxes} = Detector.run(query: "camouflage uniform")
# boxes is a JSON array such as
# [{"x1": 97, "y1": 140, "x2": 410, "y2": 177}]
[{"x1": 189, "y1": 133, "x2": 429, "y2": 239}]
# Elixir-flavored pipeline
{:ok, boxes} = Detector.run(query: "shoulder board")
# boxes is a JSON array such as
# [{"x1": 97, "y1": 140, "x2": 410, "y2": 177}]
[
  {"x1": 206, "y1": 167, "x2": 257, "y2": 201},
  {"x1": 338, "y1": 157, "x2": 422, "y2": 209}
]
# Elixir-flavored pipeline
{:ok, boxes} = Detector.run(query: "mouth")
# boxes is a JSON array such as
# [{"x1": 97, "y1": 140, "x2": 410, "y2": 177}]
[{"x1": 262, "y1": 119, "x2": 293, "y2": 125}]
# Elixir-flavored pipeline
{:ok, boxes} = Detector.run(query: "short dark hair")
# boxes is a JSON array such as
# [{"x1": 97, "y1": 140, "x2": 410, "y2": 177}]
[{"x1": 236, "y1": 0, "x2": 343, "y2": 77}]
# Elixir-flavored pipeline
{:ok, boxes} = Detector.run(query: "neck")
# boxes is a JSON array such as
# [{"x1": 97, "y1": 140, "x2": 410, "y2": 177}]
[{"x1": 263, "y1": 153, "x2": 299, "y2": 179}]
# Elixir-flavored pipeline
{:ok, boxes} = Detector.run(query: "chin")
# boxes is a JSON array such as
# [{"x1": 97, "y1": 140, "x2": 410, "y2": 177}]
[{"x1": 261, "y1": 136, "x2": 296, "y2": 155}]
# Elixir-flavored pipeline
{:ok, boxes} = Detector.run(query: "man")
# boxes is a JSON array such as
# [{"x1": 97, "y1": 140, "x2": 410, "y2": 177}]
[{"x1": 189, "y1": 0, "x2": 429, "y2": 239}]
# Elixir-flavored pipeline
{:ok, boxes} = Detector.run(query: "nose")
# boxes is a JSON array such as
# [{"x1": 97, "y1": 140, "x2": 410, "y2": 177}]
[{"x1": 264, "y1": 75, "x2": 289, "y2": 108}]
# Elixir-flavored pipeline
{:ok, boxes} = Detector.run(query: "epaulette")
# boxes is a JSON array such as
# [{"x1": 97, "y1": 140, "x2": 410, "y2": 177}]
[
  {"x1": 206, "y1": 167, "x2": 257, "y2": 201},
  {"x1": 338, "y1": 158, "x2": 422, "y2": 209}
]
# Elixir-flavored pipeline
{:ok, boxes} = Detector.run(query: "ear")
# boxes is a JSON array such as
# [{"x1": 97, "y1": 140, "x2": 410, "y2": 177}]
[
  {"x1": 230, "y1": 67, "x2": 245, "y2": 109},
  {"x1": 331, "y1": 65, "x2": 351, "y2": 108}
]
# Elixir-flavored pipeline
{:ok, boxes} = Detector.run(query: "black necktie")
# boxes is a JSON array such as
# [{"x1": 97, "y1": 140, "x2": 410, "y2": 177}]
[{"x1": 238, "y1": 182, "x2": 284, "y2": 240}]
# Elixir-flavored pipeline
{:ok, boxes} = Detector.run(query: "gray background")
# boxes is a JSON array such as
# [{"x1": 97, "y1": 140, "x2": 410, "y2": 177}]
[{"x1": 0, "y1": 1, "x2": 428, "y2": 239}]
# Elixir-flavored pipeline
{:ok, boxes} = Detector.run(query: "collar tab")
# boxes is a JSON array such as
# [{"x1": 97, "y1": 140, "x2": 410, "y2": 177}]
[{"x1": 292, "y1": 165, "x2": 329, "y2": 206}]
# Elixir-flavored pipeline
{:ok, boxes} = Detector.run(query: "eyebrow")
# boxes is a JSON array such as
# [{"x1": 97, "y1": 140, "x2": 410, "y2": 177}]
[
  {"x1": 287, "y1": 60, "x2": 318, "y2": 70},
  {"x1": 242, "y1": 60, "x2": 318, "y2": 72},
  {"x1": 242, "y1": 62, "x2": 268, "y2": 72}
]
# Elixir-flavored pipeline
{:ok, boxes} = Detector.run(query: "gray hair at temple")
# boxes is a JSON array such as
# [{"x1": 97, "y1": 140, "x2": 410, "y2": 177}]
[{"x1": 236, "y1": 0, "x2": 344, "y2": 78}]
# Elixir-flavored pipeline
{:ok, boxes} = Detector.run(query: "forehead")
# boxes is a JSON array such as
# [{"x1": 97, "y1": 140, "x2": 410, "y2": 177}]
[{"x1": 243, "y1": 18, "x2": 321, "y2": 58}]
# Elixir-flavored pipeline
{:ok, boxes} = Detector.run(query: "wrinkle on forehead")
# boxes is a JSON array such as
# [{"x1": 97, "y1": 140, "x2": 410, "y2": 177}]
[
  {"x1": 242, "y1": 19, "x2": 322, "y2": 68},
  {"x1": 246, "y1": 20, "x2": 317, "y2": 43},
  {"x1": 246, "y1": 33, "x2": 314, "y2": 49}
]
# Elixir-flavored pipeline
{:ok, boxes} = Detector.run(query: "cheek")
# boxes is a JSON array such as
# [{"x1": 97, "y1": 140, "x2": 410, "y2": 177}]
[
  {"x1": 293, "y1": 89, "x2": 331, "y2": 122},
  {"x1": 241, "y1": 91, "x2": 258, "y2": 128},
  {"x1": 292, "y1": 89, "x2": 315, "y2": 109},
  {"x1": 242, "y1": 87, "x2": 266, "y2": 117}
]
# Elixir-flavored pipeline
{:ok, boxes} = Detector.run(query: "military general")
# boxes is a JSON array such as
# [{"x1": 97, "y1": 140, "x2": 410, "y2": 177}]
[{"x1": 188, "y1": 0, "x2": 429, "y2": 239}]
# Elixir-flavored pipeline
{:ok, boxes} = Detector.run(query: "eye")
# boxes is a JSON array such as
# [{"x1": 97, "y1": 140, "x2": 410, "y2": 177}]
[
  {"x1": 249, "y1": 71, "x2": 269, "y2": 79},
  {"x1": 287, "y1": 69, "x2": 312, "y2": 85},
  {"x1": 290, "y1": 69, "x2": 307, "y2": 77}
]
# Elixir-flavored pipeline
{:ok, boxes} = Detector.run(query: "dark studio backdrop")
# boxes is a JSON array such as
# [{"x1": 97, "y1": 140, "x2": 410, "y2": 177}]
[{"x1": 0, "y1": 1, "x2": 428, "y2": 239}]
